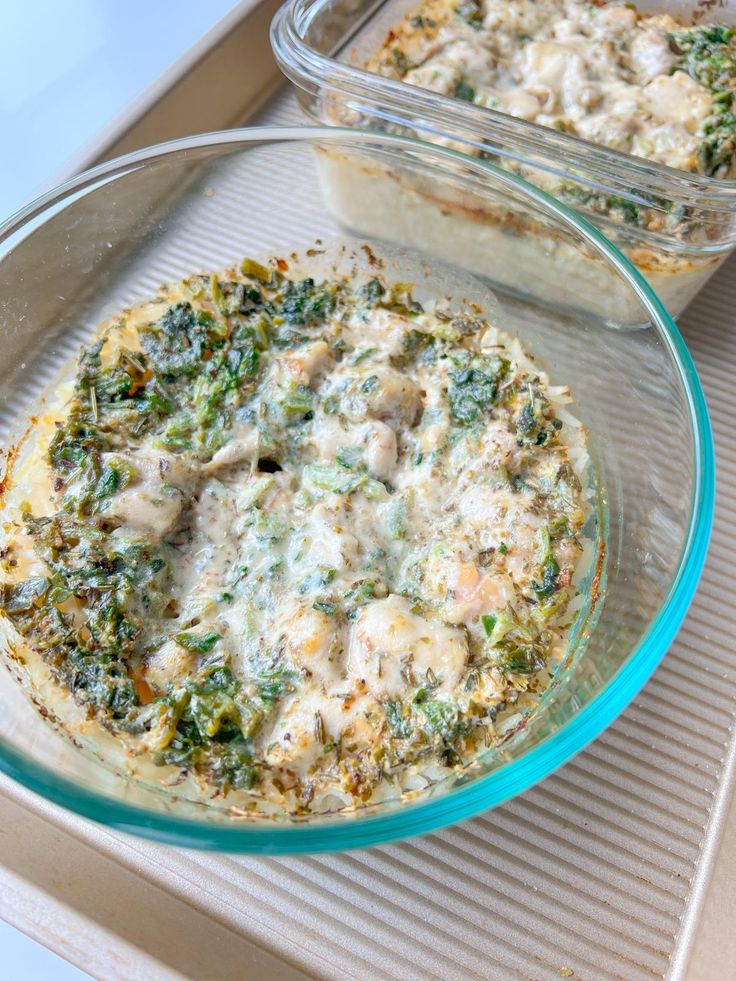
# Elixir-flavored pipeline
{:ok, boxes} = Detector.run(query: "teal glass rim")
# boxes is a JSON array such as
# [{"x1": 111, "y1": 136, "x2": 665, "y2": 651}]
[{"x1": 0, "y1": 126, "x2": 716, "y2": 853}]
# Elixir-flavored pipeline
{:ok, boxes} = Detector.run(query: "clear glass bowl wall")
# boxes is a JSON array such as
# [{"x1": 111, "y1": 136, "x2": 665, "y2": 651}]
[
  {"x1": 271, "y1": 0, "x2": 736, "y2": 317},
  {"x1": 0, "y1": 129, "x2": 713, "y2": 852}
]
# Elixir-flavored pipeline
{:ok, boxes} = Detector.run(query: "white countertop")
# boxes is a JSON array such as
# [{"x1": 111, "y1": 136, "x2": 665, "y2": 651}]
[
  {"x1": 0, "y1": 0, "x2": 238, "y2": 221},
  {"x1": 0, "y1": 919, "x2": 89, "y2": 980}
]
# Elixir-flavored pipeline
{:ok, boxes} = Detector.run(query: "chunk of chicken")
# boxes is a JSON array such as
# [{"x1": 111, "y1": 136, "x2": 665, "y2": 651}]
[
  {"x1": 348, "y1": 594, "x2": 468, "y2": 696},
  {"x1": 344, "y1": 368, "x2": 422, "y2": 429},
  {"x1": 262, "y1": 689, "x2": 377, "y2": 776},
  {"x1": 204, "y1": 424, "x2": 259, "y2": 473},
  {"x1": 103, "y1": 449, "x2": 196, "y2": 542},
  {"x1": 575, "y1": 111, "x2": 637, "y2": 154},
  {"x1": 595, "y1": 4, "x2": 637, "y2": 38},
  {"x1": 484, "y1": 0, "x2": 550, "y2": 38},
  {"x1": 629, "y1": 27, "x2": 675, "y2": 83},
  {"x1": 307, "y1": 415, "x2": 397, "y2": 481},
  {"x1": 644, "y1": 72, "x2": 712, "y2": 134},
  {"x1": 404, "y1": 59, "x2": 461, "y2": 96},
  {"x1": 361, "y1": 420, "x2": 398, "y2": 481},
  {"x1": 284, "y1": 605, "x2": 346, "y2": 686},
  {"x1": 516, "y1": 41, "x2": 571, "y2": 93},
  {"x1": 343, "y1": 306, "x2": 412, "y2": 358},
  {"x1": 499, "y1": 89, "x2": 542, "y2": 121},
  {"x1": 280, "y1": 340, "x2": 333, "y2": 388},
  {"x1": 295, "y1": 501, "x2": 361, "y2": 574},
  {"x1": 144, "y1": 639, "x2": 196, "y2": 693},
  {"x1": 425, "y1": 554, "x2": 515, "y2": 624}
]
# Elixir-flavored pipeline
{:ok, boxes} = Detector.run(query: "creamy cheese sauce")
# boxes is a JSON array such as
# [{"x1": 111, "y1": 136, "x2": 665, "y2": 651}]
[
  {"x1": 370, "y1": 0, "x2": 736, "y2": 177},
  {"x1": 0, "y1": 254, "x2": 590, "y2": 814}
]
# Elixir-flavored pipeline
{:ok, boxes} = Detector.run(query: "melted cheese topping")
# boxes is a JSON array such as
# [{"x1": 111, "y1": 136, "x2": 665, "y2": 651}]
[
  {"x1": 0, "y1": 256, "x2": 591, "y2": 815},
  {"x1": 370, "y1": 0, "x2": 732, "y2": 177}
]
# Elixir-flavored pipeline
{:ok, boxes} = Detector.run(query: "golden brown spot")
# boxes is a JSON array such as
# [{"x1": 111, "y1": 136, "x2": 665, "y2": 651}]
[{"x1": 133, "y1": 677, "x2": 155, "y2": 705}]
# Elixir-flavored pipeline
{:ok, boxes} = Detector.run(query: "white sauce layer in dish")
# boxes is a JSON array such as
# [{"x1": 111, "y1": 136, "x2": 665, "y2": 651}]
[{"x1": 0, "y1": 251, "x2": 591, "y2": 815}]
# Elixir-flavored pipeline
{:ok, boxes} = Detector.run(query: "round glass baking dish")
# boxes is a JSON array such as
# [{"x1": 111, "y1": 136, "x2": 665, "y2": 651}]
[{"x1": 0, "y1": 127, "x2": 714, "y2": 853}]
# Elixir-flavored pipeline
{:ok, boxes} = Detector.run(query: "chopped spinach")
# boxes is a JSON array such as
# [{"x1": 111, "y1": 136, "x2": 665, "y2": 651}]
[
  {"x1": 141, "y1": 302, "x2": 217, "y2": 378},
  {"x1": 273, "y1": 277, "x2": 336, "y2": 327},
  {"x1": 385, "y1": 699, "x2": 412, "y2": 738},
  {"x1": 276, "y1": 382, "x2": 313, "y2": 425},
  {"x1": 493, "y1": 645, "x2": 542, "y2": 675},
  {"x1": 481, "y1": 613, "x2": 497, "y2": 637},
  {"x1": 175, "y1": 631, "x2": 221, "y2": 654},
  {"x1": 154, "y1": 660, "x2": 295, "y2": 790},
  {"x1": 358, "y1": 278, "x2": 385, "y2": 305},
  {"x1": 335, "y1": 446, "x2": 366, "y2": 471},
  {"x1": 448, "y1": 354, "x2": 510, "y2": 424},
  {"x1": 303, "y1": 463, "x2": 368, "y2": 495},
  {"x1": 669, "y1": 25, "x2": 736, "y2": 177},
  {"x1": 454, "y1": 80, "x2": 476, "y2": 102},
  {"x1": 0, "y1": 577, "x2": 48, "y2": 614}
]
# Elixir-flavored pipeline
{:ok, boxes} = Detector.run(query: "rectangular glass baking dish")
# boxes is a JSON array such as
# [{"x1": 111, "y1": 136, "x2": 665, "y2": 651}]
[{"x1": 272, "y1": 0, "x2": 736, "y2": 317}]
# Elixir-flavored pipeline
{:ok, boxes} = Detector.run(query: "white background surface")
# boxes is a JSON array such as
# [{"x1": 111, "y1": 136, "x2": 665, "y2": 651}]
[
  {"x1": 1, "y1": 0, "x2": 238, "y2": 221},
  {"x1": 0, "y1": 919, "x2": 89, "y2": 980}
]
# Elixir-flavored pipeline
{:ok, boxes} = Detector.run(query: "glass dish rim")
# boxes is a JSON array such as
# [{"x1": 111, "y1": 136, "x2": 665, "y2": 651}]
[
  {"x1": 271, "y1": 0, "x2": 736, "y2": 211},
  {"x1": 0, "y1": 125, "x2": 715, "y2": 853}
]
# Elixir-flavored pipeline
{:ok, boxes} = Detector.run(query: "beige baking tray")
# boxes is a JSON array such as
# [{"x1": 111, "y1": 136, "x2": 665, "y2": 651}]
[{"x1": 1, "y1": 3, "x2": 735, "y2": 978}]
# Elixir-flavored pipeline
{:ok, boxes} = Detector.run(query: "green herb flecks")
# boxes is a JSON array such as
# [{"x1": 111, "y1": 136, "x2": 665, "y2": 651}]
[
  {"x1": 530, "y1": 527, "x2": 560, "y2": 600},
  {"x1": 481, "y1": 604, "x2": 546, "y2": 677},
  {"x1": 344, "y1": 580, "x2": 376, "y2": 619},
  {"x1": 515, "y1": 382, "x2": 557, "y2": 447}
]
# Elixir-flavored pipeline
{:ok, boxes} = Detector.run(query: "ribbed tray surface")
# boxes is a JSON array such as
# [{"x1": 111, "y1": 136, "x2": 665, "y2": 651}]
[
  {"x1": 222, "y1": 92, "x2": 732, "y2": 980},
  {"x1": 2, "y1": 92, "x2": 734, "y2": 981}
]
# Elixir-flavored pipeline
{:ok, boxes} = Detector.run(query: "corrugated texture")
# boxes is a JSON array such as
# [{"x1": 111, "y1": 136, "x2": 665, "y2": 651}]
[
  {"x1": 0, "y1": 90, "x2": 733, "y2": 980},
  {"x1": 134, "y1": 97, "x2": 736, "y2": 979}
]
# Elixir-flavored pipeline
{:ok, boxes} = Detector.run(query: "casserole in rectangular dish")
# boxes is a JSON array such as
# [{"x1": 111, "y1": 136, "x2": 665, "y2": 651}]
[{"x1": 272, "y1": 0, "x2": 736, "y2": 316}]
